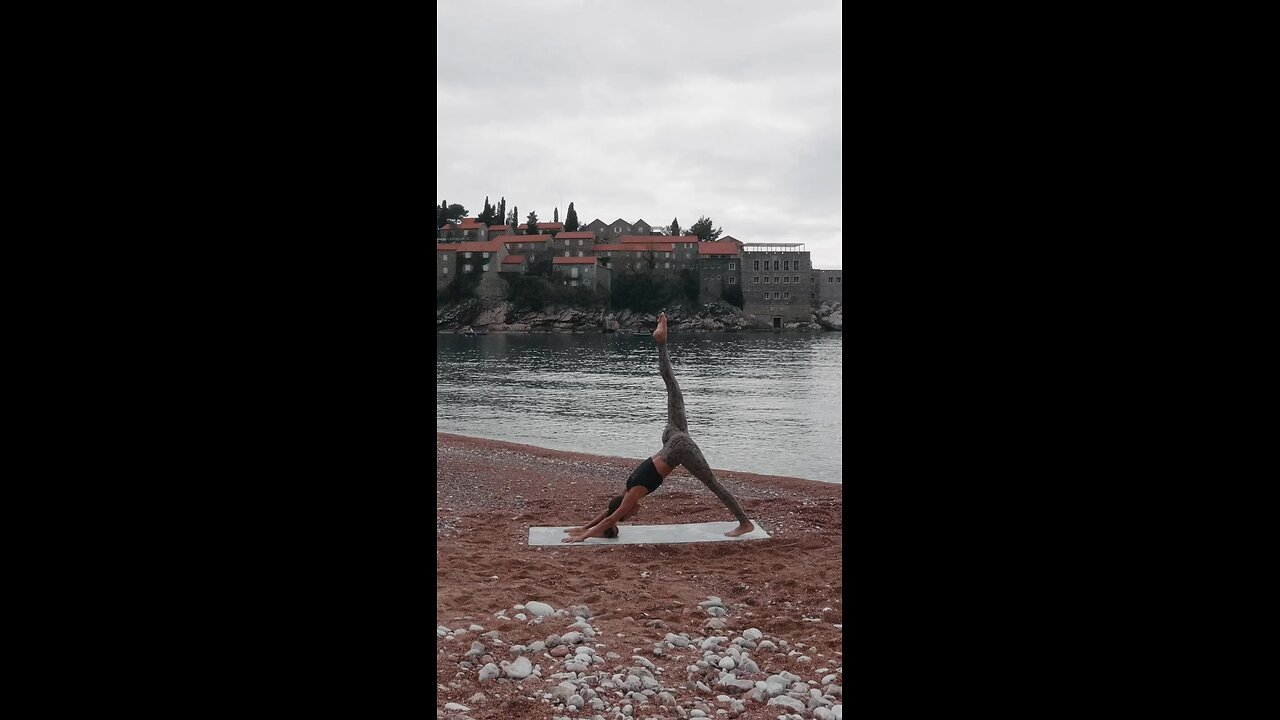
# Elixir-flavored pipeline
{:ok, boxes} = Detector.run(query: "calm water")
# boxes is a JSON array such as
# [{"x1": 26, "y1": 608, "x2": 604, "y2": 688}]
[{"x1": 436, "y1": 332, "x2": 842, "y2": 484}]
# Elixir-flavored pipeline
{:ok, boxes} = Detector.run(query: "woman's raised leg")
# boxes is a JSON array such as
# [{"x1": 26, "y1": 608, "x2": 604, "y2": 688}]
[{"x1": 654, "y1": 313, "x2": 688, "y2": 435}]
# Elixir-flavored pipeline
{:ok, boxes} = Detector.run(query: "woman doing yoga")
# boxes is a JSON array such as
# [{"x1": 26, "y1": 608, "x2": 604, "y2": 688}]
[{"x1": 562, "y1": 312, "x2": 755, "y2": 542}]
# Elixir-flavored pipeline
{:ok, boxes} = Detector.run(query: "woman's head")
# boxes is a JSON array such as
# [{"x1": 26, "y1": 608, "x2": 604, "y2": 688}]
[{"x1": 602, "y1": 493, "x2": 638, "y2": 538}]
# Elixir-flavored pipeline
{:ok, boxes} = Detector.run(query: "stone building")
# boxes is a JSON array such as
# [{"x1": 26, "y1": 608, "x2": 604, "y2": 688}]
[
  {"x1": 740, "y1": 242, "x2": 813, "y2": 325},
  {"x1": 437, "y1": 217, "x2": 488, "y2": 242},
  {"x1": 696, "y1": 241, "x2": 743, "y2": 305},
  {"x1": 550, "y1": 231, "x2": 597, "y2": 258},
  {"x1": 486, "y1": 225, "x2": 515, "y2": 241},
  {"x1": 594, "y1": 241, "x2": 679, "y2": 275},
  {"x1": 583, "y1": 218, "x2": 656, "y2": 242},
  {"x1": 552, "y1": 256, "x2": 611, "y2": 293},
  {"x1": 442, "y1": 239, "x2": 510, "y2": 298},
  {"x1": 436, "y1": 244, "x2": 457, "y2": 292},
  {"x1": 813, "y1": 269, "x2": 843, "y2": 303},
  {"x1": 516, "y1": 221, "x2": 564, "y2": 236}
]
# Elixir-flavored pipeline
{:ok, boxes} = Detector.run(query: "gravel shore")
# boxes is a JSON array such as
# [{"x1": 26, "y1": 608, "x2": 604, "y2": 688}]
[{"x1": 436, "y1": 432, "x2": 843, "y2": 720}]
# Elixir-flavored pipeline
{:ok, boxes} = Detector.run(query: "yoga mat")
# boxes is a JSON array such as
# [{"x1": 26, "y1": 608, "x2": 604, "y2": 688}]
[{"x1": 528, "y1": 520, "x2": 770, "y2": 546}]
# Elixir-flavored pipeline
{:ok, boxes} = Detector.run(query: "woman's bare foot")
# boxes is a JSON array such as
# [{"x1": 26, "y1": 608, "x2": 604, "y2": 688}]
[
  {"x1": 653, "y1": 312, "x2": 668, "y2": 344},
  {"x1": 724, "y1": 521, "x2": 755, "y2": 537}
]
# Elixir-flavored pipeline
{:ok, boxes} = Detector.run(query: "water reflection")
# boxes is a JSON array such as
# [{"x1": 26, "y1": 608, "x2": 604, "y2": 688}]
[{"x1": 437, "y1": 332, "x2": 842, "y2": 483}]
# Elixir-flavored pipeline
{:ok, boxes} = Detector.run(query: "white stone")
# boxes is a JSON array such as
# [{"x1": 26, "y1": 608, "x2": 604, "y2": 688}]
[
  {"x1": 767, "y1": 696, "x2": 805, "y2": 712},
  {"x1": 526, "y1": 601, "x2": 555, "y2": 617},
  {"x1": 515, "y1": 613, "x2": 528, "y2": 621},
  {"x1": 742, "y1": 628, "x2": 762, "y2": 642},
  {"x1": 504, "y1": 656, "x2": 533, "y2": 679},
  {"x1": 478, "y1": 663, "x2": 500, "y2": 681},
  {"x1": 444, "y1": 702, "x2": 469, "y2": 711}
]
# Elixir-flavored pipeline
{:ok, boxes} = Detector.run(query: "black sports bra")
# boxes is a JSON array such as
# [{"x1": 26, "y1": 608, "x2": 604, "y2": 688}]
[{"x1": 625, "y1": 457, "x2": 663, "y2": 493}]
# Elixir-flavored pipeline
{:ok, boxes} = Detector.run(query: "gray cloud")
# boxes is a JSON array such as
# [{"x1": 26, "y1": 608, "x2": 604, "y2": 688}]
[{"x1": 437, "y1": 0, "x2": 843, "y2": 269}]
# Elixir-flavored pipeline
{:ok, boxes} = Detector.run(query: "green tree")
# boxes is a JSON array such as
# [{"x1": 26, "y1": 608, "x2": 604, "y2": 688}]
[
  {"x1": 565, "y1": 202, "x2": 579, "y2": 231},
  {"x1": 509, "y1": 206, "x2": 518, "y2": 229},
  {"x1": 498, "y1": 197, "x2": 507, "y2": 226},
  {"x1": 436, "y1": 267, "x2": 481, "y2": 303},
  {"x1": 526, "y1": 211, "x2": 539, "y2": 235},
  {"x1": 684, "y1": 215, "x2": 722, "y2": 241},
  {"x1": 667, "y1": 217, "x2": 681, "y2": 236},
  {"x1": 529, "y1": 254, "x2": 552, "y2": 278},
  {"x1": 479, "y1": 196, "x2": 493, "y2": 225},
  {"x1": 437, "y1": 201, "x2": 468, "y2": 228},
  {"x1": 554, "y1": 207, "x2": 559, "y2": 223}
]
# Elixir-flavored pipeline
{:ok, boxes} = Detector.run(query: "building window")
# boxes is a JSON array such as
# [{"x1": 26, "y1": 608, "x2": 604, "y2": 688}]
[
  {"x1": 482, "y1": 252, "x2": 490, "y2": 259},
  {"x1": 615, "y1": 226, "x2": 620, "y2": 233},
  {"x1": 783, "y1": 260, "x2": 790, "y2": 271},
  {"x1": 729, "y1": 262, "x2": 735, "y2": 270},
  {"x1": 774, "y1": 292, "x2": 780, "y2": 299},
  {"x1": 443, "y1": 267, "x2": 448, "y2": 274},
  {"x1": 774, "y1": 260, "x2": 780, "y2": 270},
  {"x1": 753, "y1": 276, "x2": 759, "y2": 283},
  {"x1": 794, "y1": 276, "x2": 800, "y2": 284},
  {"x1": 829, "y1": 277, "x2": 834, "y2": 282},
  {"x1": 836, "y1": 277, "x2": 842, "y2": 283},
  {"x1": 565, "y1": 251, "x2": 570, "y2": 257},
  {"x1": 774, "y1": 277, "x2": 779, "y2": 283},
  {"x1": 810, "y1": 277, "x2": 815, "y2": 284},
  {"x1": 441, "y1": 254, "x2": 447, "y2": 260},
  {"x1": 784, "y1": 292, "x2": 790, "y2": 299},
  {"x1": 571, "y1": 268, "x2": 579, "y2": 278},
  {"x1": 729, "y1": 276, "x2": 736, "y2": 284},
  {"x1": 764, "y1": 277, "x2": 770, "y2": 283},
  {"x1": 578, "y1": 239, "x2": 584, "y2": 246},
  {"x1": 464, "y1": 264, "x2": 472, "y2": 272},
  {"x1": 465, "y1": 252, "x2": 472, "y2": 259},
  {"x1": 753, "y1": 260, "x2": 759, "y2": 271},
  {"x1": 783, "y1": 277, "x2": 790, "y2": 283}
]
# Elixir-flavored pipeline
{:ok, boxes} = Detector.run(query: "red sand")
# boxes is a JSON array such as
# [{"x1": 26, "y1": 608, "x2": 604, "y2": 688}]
[{"x1": 436, "y1": 432, "x2": 843, "y2": 719}]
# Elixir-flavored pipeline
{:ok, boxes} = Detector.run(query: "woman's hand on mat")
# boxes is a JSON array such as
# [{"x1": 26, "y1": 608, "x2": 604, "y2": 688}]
[{"x1": 562, "y1": 531, "x2": 589, "y2": 543}]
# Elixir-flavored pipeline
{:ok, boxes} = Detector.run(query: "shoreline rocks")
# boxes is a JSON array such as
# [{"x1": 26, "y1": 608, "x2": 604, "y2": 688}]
[{"x1": 437, "y1": 299, "x2": 843, "y2": 334}]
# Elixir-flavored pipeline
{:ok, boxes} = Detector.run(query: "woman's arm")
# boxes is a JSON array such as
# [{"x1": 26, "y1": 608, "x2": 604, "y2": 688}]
[
  {"x1": 564, "y1": 508, "x2": 611, "y2": 534},
  {"x1": 563, "y1": 487, "x2": 647, "y2": 543}
]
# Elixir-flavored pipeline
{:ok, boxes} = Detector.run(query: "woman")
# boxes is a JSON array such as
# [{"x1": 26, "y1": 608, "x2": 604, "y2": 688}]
[{"x1": 562, "y1": 312, "x2": 755, "y2": 542}]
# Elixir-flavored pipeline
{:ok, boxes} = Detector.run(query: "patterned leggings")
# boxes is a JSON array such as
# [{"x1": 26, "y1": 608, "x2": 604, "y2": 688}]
[{"x1": 654, "y1": 342, "x2": 750, "y2": 524}]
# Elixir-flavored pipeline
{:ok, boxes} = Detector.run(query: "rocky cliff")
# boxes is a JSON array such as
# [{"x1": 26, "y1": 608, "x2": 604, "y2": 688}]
[{"x1": 437, "y1": 299, "x2": 843, "y2": 333}]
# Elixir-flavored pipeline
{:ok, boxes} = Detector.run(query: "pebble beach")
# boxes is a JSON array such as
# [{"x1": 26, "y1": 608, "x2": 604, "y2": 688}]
[{"x1": 436, "y1": 432, "x2": 844, "y2": 720}]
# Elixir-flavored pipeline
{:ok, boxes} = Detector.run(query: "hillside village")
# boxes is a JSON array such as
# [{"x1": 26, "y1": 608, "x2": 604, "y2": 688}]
[{"x1": 437, "y1": 214, "x2": 842, "y2": 331}]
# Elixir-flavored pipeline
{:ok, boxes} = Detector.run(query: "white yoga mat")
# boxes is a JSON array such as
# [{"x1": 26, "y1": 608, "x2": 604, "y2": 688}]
[{"x1": 528, "y1": 520, "x2": 771, "y2": 546}]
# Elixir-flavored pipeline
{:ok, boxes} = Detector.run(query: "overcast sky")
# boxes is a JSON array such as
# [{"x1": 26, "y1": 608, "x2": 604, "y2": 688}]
[{"x1": 437, "y1": 0, "x2": 842, "y2": 270}]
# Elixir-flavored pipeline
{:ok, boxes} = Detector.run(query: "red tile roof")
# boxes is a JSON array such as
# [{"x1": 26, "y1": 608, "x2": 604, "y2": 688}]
[
  {"x1": 552, "y1": 257, "x2": 599, "y2": 265},
  {"x1": 517, "y1": 222, "x2": 564, "y2": 231},
  {"x1": 448, "y1": 240, "x2": 505, "y2": 253},
  {"x1": 458, "y1": 218, "x2": 484, "y2": 228},
  {"x1": 504, "y1": 237, "x2": 548, "y2": 245},
  {"x1": 698, "y1": 242, "x2": 741, "y2": 256},
  {"x1": 436, "y1": 244, "x2": 459, "y2": 252},
  {"x1": 619, "y1": 235, "x2": 664, "y2": 243},
  {"x1": 555, "y1": 231, "x2": 596, "y2": 239},
  {"x1": 501, "y1": 256, "x2": 527, "y2": 264},
  {"x1": 488, "y1": 225, "x2": 512, "y2": 232}
]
